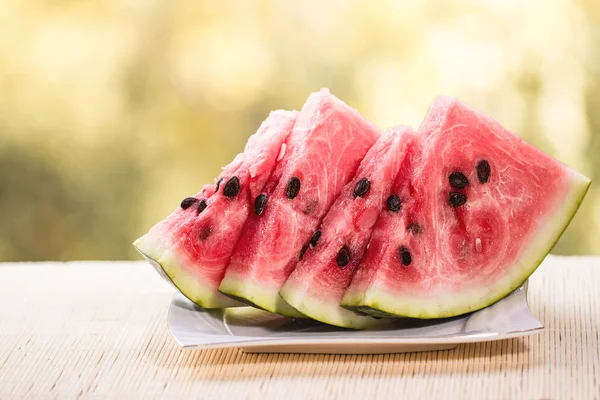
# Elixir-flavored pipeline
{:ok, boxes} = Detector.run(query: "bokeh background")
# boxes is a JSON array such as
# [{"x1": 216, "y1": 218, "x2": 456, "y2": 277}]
[{"x1": 1, "y1": 0, "x2": 598, "y2": 261}]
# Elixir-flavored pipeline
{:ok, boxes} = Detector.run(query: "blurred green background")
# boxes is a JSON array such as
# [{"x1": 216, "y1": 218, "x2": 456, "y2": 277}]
[{"x1": 1, "y1": 0, "x2": 598, "y2": 261}]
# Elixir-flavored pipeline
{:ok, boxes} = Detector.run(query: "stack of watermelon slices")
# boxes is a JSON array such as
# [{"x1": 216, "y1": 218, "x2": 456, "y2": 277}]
[{"x1": 134, "y1": 89, "x2": 590, "y2": 329}]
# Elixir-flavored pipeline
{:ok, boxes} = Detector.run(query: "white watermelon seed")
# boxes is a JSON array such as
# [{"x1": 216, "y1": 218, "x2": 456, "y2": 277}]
[{"x1": 277, "y1": 143, "x2": 287, "y2": 162}]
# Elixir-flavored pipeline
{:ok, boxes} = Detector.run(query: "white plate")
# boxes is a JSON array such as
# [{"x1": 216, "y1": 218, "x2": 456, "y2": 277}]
[{"x1": 165, "y1": 280, "x2": 543, "y2": 354}]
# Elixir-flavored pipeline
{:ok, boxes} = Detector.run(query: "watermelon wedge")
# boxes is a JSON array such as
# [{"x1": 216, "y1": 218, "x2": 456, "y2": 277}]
[
  {"x1": 133, "y1": 110, "x2": 298, "y2": 308},
  {"x1": 219, "y1": 89, "x2": 381, "y2": 317},
  {"x1": 341, "y1": 96, "x2": 591, "y2": 319},
  {"x1": 279, "y1": 126, "x2": 417, "y2": 329}
]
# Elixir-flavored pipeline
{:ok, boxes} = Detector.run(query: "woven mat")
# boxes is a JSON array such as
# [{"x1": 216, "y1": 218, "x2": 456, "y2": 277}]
[{"x1": 1, "y1": 256, "x2": 598, "y2": 399}]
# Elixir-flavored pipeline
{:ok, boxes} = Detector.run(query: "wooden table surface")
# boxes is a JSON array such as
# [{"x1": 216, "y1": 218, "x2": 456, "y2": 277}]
[{"x1": 1, "y1": 256, "x2": 599, "y2": 399}]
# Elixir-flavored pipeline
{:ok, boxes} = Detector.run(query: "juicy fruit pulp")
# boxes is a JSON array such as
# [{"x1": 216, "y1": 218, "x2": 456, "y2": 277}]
[
  {"x1": 219, "y1": 89, "x2": 381, "y2": 317},
  {"x1": 134, "y1": 90, "x2": 590, "y2": 329},
  {"x1": 280, "y1": 126, "x2": 417, "y2": 329},
  {"x1": 133, "y1": 110, "x2": 298, "y2": 308},
  {"x1": 341, "y1": 96, "x2": 591, "y2": 319}
]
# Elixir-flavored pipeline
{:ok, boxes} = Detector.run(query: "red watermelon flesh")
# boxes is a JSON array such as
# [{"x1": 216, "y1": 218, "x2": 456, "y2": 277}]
[
  {"x1": 136, "y1": 182, "x2": 217, "y2": 262},
  {"x1": 342, "y1": 96, "x2": 590, "y2": 319},
  {"x1": 341, "y1": 135, "x2": 425, "y2": 316},
  {"x1": 279, "y1": 126, "x2": 417, "y2": 328},
  {"x1": 219, "y1": 89, "x2": 381, "y2": 317},
  {"x1": 133, "y1": 110, "x2": 298, "y2": 308}
]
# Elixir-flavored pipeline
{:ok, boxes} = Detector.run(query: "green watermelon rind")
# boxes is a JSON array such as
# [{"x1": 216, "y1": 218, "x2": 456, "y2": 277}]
[
  {"x1": 279, "y1": 283, "x2": 388, "y2": 329},
  {"x1": 341, "y1": 171, "x2": 591, "y2": 319},
  {"x1": 218, "y1": 275, "x2": 307, "y2": 318},
  {"x1": 133, "y1": 234, "x2": 243, "y2": 309}
]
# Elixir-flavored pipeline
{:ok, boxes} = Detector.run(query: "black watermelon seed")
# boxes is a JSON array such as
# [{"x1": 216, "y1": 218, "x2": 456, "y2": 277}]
[
  {"x1": 353, "y1": 178, "x2": 371, "y2": 198},
  {"x1": 387, "y1": 195, "x2": 402, "y2": 212},
  {"x1": 215, "y1": 177, "x2": 223, "y2": 192},
  {"x1": 254, "y1": 194, "x2": 268, "y2": 216},
  {"x1": 399, "y1": 246, "x2": 412, "y2": 266},
  {"x1": 449, "y1": 192, "x2": 467, "y2": 207},
  {"x1": 286, "y1": 177, "x2": 301, "y2": 199},
  {"x1": 336, "y1": 246, "x2": 351, "y2": 268},
  {"x1": 197, "y1": 199, "x2": 208, "y2": 214},
  {"x1": 303, "y1": 200, "x2": 318, "y2": 215},
  {"x1": 310, "y1": 230, "x2": 321, "y2": 248},
  {"x1": 223, "y1": 176, "x2": 241, "y2": 198},
  {"x1": 299, "y1": 243, "x2": 309, "y2": 260},
  {"x1": 476, "y1": 160, "x2": 491, "y2": 183},
  {"x1": 449, "y1": 171, "x2": 469, "y2": 189},
  {"x1": 180, "y1": 197, "x2": 198, "y2": 210},
  {"x1": 198, "y1": 226, "x2": 212, "y2": 241},
  {"x1": 407, "y1": 222, "x2": 422, "y2": 234}
]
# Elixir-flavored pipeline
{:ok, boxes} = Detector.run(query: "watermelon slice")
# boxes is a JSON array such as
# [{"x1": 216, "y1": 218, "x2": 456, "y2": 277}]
[
  {"x1": 219, "y1": 89, "x2": 381, "y2": 317},
  {"x1": 341, "y1": 96, "x2": 590, "y2": 319},
  {"x1": 133, "y1": 110, "x2": 298, "y2": 308},
  {"x1": 279, "y1": 126, "x2": 417, "y2": 329}
]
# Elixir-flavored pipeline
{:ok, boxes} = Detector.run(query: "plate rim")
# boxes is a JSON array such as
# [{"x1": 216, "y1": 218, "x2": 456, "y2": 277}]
[
  {"x1": 166, "y1": 290, "x2": 544, "y2": 350},
  {"x1": 172, "y1": 327, "x2": 545, "y2": 350}
]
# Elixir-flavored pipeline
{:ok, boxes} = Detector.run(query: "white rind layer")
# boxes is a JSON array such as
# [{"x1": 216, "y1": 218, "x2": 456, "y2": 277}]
[
  {"x1": 133, "y1": 234, "x2": 242, "y2": 309},
  {"x1": 218, "y1": 274, "x2": 306, "y2": 318},
  {"x1": 279, "y1": 282, "x2": 385, "y2": 329},
  {"x1": 342, "y1": 170, "x2": 591, "y2": 319}
]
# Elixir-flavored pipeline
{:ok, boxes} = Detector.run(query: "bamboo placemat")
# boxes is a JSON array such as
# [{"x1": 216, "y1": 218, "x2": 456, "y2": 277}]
[{"x1": 0, "y1": 256, "x2": 598, "y2": 399}]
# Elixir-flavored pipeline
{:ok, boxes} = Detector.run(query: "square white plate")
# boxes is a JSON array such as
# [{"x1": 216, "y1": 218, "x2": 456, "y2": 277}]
[{"x1": 165, "y1": 280, "x2": 543, "y2": 354}]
